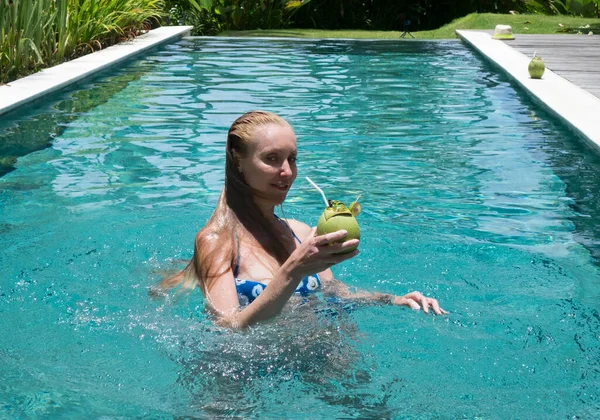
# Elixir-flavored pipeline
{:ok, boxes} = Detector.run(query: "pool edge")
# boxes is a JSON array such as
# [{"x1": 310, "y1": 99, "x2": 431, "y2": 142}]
[
  {"x1": 189, "y1": 35, "x2": 461, "y2": 42},
  {"x1": 0, "y1": 26, "x2": 193, "y2": 118},
  {"x1": 456, "y1": 29, "x2": 600, "y2": 152}
]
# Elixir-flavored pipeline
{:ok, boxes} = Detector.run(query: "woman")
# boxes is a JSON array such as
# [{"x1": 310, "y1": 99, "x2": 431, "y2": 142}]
[{"x1": 160, "y1": 110, "x2": 447, "y2": 329}]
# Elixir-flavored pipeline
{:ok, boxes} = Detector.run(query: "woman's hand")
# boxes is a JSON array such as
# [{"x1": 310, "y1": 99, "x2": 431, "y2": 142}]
[
  {"x1": 393, "y1": 291, "x2": 448, "y2": 315},
  {"x1": 285, "y1": 228, "x2": 359, "y2": 280}
]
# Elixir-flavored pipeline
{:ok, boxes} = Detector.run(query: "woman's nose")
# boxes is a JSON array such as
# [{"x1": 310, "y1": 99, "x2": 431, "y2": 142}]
[{"x1": 280, "y1": 160, "x2": 293, "y2": 177}]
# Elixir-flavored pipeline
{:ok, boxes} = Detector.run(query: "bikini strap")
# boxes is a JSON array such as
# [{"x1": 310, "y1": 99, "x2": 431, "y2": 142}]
[{"x1": 274, "y1": 214, "x2": 303, "y2": 244}]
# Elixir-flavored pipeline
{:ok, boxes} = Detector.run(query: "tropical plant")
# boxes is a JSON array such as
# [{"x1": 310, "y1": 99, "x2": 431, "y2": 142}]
[
  {"x1": 59, "y1": 0, "x2": 165, "y2": 57},
  {"x1": 164, "y1": 0, "x2": 311, "y2": 33},
  {"x1": 0, "y1": 0, "x2": 164, "y2": 84},
  {"x1": 166, "y1": 2, "x2": 222, "y2": 34},
  {"x1": 0, "y1": 0, "x2": 59, "y2": 83}
]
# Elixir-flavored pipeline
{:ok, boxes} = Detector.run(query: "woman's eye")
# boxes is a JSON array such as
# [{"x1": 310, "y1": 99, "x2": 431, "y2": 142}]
[
  {"x1": 266, "y1": 155, "x2": 277, "y2": 162},
  {"x1": 289, "y1": 156, "x2": 297, "y2": 163}
]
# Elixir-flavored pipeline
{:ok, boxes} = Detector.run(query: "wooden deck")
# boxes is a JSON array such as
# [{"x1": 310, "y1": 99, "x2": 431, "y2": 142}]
[
  {"x1": 458, "y1": 30, "x2": 600, "y2": 149},
  {"x1": 495, "y1": 33, "x2": 600, "y2": 99}
]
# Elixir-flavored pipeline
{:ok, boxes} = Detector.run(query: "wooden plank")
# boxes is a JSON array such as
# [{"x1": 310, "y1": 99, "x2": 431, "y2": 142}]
[{"x1": 495, "y1": 34, "x2": 600, "y2": 99}]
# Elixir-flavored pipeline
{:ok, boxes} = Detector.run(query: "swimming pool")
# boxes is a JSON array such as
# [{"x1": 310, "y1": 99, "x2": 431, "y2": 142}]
[{"x1": 1, "y1": 37, "x2": 600, "y2": 418}]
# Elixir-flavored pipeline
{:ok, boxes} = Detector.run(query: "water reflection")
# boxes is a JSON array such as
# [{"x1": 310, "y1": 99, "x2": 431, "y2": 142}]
[
  {"x1": 0, "y1": 71, "x2": 146, "y2": 178},
  {"x1": 2, "y1": 38, "x2": 600, "y2": 417}
]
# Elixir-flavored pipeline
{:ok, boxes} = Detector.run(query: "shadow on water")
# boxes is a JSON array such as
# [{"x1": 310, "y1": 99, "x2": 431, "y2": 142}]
[
  {"x1": 544, "y1": 132, "x2": 600, "y2": 264},
  {"x1": 464, "y1": 40, "x2": 600, "y2": 268},
  {"x1": 504, "y1": 83, "x2": 600, "y2": 266},
  {"x1": 171, "y1": 301, "x2": 400, "y2": 418},
  {"x1": 0, "y1": 70, "x2": 144, "y2": 178}
]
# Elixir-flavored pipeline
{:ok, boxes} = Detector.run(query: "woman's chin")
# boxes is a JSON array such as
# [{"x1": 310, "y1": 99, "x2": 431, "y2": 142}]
[
  {"x1": 253, "y1": 190, "x2": 288, "y2": 206},
  {"x1": 270, "y1": 193, "x2": 287, "y2": 205},
  {"x1": 266, "y1": 185, "x2": 290, "y2": 200}
]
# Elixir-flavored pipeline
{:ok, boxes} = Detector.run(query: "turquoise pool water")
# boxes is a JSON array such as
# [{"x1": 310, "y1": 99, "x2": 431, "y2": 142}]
[{"x1": 1, "y1": 38, "x2": 600, "y2": 418}]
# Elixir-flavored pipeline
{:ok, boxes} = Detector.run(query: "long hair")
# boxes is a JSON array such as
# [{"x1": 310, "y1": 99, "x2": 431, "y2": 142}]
[{"x1": 157, "y1": 111, "x2": 294, "y2": 295}]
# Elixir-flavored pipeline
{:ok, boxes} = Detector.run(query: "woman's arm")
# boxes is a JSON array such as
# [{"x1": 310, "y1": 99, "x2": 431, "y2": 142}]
[
  {"x1": 320, "y1": 274, "x2": 448, "y2": 315},
  {"x1": 205, "y1": 264, "x2": 306, "y2": 329},
  {"x1": 202, "y1": 228, "x2": 360, "y2": 329},
  {"x1": 281, "y1": 219, "x2": 447, "y2": 315}
]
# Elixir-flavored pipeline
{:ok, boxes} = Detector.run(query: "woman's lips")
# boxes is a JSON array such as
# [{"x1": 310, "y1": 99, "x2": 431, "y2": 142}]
[{"x1": 271, "y1": 183, "x2": 289, "y2": 191}]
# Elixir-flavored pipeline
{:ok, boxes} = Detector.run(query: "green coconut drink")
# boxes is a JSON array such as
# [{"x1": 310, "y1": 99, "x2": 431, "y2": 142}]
[
  {"x1": 528, "y1": 54, "x2": 545, "y2": 79},
  {"x1": 306, "y1": 176, "x2": 361, "y2": 254},
  {"x1": 316, "y1": 199, "x2": 361, "y2": 253}
]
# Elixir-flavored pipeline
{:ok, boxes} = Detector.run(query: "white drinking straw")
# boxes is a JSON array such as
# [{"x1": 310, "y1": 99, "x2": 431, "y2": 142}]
[{"x1": 305, "y1": 176, "x2": 329, "y2": 207}]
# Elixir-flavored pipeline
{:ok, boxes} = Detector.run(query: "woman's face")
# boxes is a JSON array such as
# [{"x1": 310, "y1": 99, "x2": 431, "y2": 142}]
[{"x1": 239, "y1": 123, "x2": 298, "y2": 205}]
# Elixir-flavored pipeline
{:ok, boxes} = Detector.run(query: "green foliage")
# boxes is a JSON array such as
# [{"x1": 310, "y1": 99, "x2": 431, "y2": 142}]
[
  {"x1": 219, "y1": 0, "x2": 299, "y2": 30},
  {"x1": 163, "y1": 0, "x2": 312, "y2": 33},
  {"x1": 220, "y1": 13, "x2": 599, "y2": 39},
  {"x1": 280, "y1": 0, "x2": 598, "y2": 30},
  {"x1": 0, "y1": 0, "x2": 164, "y2": 84},
  {"x1": 521, "y1": 0, "x2": 599, "y2": 17},
  {"x1": 167, "y1": 4, "x2": 221, "y2": 34},
  {"x1": 0, "y1": 0, "x2": 58, "y2": 83}
]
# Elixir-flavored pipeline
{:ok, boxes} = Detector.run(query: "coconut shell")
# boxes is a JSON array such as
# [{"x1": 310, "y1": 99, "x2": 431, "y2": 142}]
[
  {"x1": 528, "y1": 56, "x2": 545, "y2": 79},
  {"x1": 316, "y1": 201, "x2": 360, "y2": 253}
]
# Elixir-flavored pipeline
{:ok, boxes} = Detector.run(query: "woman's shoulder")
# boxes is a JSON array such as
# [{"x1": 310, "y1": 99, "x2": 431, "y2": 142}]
[
  {"x1": 195, "y1": 227, "x2": 219, "y2": 245},
  {"x1": 194, "y1": 226, "x2": 231, "y2": 259},
  {"x1": 285, "y1": 218, "x2": 313, "y2": 241}
]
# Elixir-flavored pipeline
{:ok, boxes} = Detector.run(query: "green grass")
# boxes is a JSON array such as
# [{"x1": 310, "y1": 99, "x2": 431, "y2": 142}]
[{"x1": 218, "y1": 13, "x2": 600, "y2": 40}]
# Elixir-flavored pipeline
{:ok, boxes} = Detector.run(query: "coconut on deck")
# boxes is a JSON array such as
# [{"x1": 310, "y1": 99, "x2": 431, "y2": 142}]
[{"x1": 457, "y1": 30, "x2": 600, "y2": 152}]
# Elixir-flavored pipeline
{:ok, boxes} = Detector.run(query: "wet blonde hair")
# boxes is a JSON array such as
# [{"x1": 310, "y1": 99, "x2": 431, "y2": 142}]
[{"x1": 157, "y1": 110, "x2": 294, "y2": 295}]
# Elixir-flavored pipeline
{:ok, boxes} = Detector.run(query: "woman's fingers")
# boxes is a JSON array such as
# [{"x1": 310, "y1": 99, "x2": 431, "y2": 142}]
[
  {"x1": 402, "y1": 297, "x2": 421, "y2": 310},
  {"x1": 429, "y1": 298, "x2": 448, "y2": 315},
  {"x1": 313, "y1": 230, "x2": 360, "y2": 257},
  {"x1": 403, "y1": 291, "x2": 427, "y2": 312},
  {"x1": 288, "y1": 229, "x2": 359, "y2": 278},
  {"x1": 313, "y1": 229, "x2": 349, "y2": 246},
  {"x1": 322, "y1": 239, "x2": 360, "y2": 253},
  {"x1": 401, "y1": 292, "x2": 448, "y2": 315}
]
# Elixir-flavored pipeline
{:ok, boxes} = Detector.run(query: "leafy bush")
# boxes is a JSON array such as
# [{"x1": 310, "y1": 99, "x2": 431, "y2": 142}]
[
  {"x1": 0, "y1": 0, "x2": 164, "y2": 84},
  {"x1": 163, "y1": 0, "x2": 310, "y2": 34},
  {"x1": 166, "y1": 3, "x2": 222, "y2": 34}
]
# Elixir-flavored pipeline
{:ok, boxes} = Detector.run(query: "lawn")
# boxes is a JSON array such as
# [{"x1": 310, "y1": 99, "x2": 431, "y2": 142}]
[{"x1": 219, "y1": 12, "x2": 600, "y2": 39}]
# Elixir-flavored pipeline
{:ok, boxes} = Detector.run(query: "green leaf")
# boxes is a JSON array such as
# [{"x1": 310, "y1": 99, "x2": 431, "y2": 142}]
[{"x1": 188, "y1": 0, "x2": 209, "y2": 12}]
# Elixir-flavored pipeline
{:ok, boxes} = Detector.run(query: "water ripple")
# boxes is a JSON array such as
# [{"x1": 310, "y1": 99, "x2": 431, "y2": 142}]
[{"x1": 2, "y1": 38, "x2": 600, "y2": 418}]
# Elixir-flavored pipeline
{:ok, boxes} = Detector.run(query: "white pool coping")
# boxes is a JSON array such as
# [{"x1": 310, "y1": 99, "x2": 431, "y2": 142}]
[
  {"x1": 4, "y1": 28, "x2": 599, "y2": 152},
  {"x1": 0, "y1": 26, "x2": 192, "y2": 117},
  {"x1": 457, "y1": 30, "x2": 600, "y2": 151}
]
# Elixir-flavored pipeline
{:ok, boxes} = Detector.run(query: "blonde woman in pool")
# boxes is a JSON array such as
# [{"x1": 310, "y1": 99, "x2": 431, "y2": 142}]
[{"x1": 159, "y1": 110, "x2": 447, "y2": 328}]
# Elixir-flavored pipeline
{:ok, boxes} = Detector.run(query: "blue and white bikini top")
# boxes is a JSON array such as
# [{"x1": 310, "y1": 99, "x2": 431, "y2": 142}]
[{"x1": 234, "y1": 217, "x2": 321, "y2": 307}]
